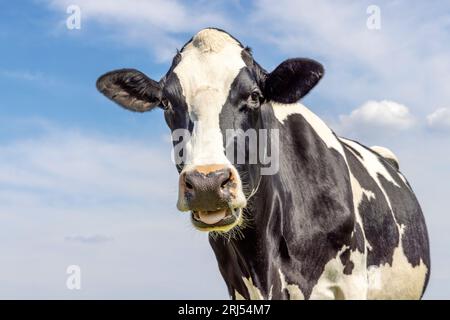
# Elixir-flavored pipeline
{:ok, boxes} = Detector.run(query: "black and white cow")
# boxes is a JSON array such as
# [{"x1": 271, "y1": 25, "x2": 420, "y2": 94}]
[{"x1": 96, "y1": 28, "x2": 430, "y2": 299}]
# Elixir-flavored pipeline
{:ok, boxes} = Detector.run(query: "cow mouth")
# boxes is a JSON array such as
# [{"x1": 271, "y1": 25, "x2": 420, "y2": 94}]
[{"x1": 191, "y1": 208, "x2": 242, "y2": 231}]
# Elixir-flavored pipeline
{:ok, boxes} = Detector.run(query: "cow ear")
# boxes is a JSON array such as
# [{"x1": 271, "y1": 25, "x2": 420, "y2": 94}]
[
  {"x1": 263, "y1": 58, "x2": 324, "y2": 104},
  {"x1": 96, "y1": 69, "x2": 162, "y2": 112}
]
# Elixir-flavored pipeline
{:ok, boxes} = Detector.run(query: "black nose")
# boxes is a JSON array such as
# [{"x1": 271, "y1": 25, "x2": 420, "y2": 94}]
[{"x1": 182, "y1": 165, "x2": 235, "y2": 211}]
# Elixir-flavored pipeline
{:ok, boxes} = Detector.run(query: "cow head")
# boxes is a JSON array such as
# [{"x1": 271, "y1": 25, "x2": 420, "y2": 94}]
[{"x1": 96, "y1": 28, "x2": 323, "y2": 233}]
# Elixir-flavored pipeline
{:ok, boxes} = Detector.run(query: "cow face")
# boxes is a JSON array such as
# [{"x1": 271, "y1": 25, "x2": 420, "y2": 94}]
[{"x1": 96, "y1": 28, "x2": 323, "y2": 233}]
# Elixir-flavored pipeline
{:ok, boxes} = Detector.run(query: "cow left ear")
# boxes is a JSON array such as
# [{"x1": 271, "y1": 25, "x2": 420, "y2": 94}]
[
  {"x1": 263, "y1": 58, "x2": 324, "y2": 104},
  {"x1": 96, "y1": 68, "x2": 162, "y2": 112}
]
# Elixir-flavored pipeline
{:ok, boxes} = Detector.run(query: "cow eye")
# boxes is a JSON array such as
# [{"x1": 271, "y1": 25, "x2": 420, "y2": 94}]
[
  {"x1": 240, "y1": 90, "x2": 262, "y2": 112},
  {"x1": 250, "y1": 91, "x2": 261, "y2": 102},
  {"x1": 161, "y1": 98, "x2": 171, "y2": 111}
]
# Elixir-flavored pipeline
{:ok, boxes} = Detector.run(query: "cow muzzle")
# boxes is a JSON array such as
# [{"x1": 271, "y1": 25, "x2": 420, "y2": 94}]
[{"x1": 177, "y1": 164, "x2": 246, "y2": 232}]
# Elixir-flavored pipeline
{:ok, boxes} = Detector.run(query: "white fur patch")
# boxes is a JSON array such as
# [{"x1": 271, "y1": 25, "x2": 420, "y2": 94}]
[
  {"x1": 242, "y1": 277, "x2": 264, "y2": 300},
  {"x1": 173, "y1": 29, "x2": 247, "y2": 208},
  {"x1": 367, "y1": 225, "x2": 428, "y2": 299},
  {"x1": 341, "y1": 139, "x2": 400, "y2": 188},
  {"x1": 174, "y1": 29, "x2": 245, "y2": 167},
  {"x1": 278, "y1": 269, "x2": 305, "y2": 300},
  {"x1": 191, "y1": 28, "x2": 240, "y2": 53},
  {"x1": 348, "y1": 171, "x2": 372, "y2": 251},
  {"x1": 272, "y1": 102, "x2": 346, "y2": 158},
  {"x1": 370, "y1": 145, "x2": 399, "y2": 168},
  {"x1": 310, "y1": 247, "x2": 368, "y2": 300},
  {"x1": 234, "y1": 290, "x2": 245, "y2": 300}
]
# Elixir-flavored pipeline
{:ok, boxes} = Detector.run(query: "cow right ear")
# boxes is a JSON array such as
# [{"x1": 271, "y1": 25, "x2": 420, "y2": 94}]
[
  {"x1": 263, "y1": 58, "x2": 324, "y2": 104},
  {"x1": 96, "y1": 69, "x2": 162, "y2": 112}
]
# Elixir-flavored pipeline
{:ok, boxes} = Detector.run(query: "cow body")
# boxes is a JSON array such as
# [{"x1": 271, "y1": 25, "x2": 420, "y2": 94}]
[
  {"x1": 210, "y1": 101, "x2": 430, "y2": 299},
  {"x1": 97, "y1": 28, "x2": 430, "y2": 299}
]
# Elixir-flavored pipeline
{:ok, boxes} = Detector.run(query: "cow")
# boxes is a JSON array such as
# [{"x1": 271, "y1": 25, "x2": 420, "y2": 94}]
[{"x1": 96, "y1": 28, "x2": 430, "y2": 299}]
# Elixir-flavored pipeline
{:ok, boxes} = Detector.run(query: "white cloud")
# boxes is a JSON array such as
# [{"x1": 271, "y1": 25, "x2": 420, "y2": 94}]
[
  {"x1": 427, "y1": 108, "x2": 450, "y2": 130},
  {"x1": 338, "y1": 100, "x2": 415, "y2": 137},
  {"x1": 46, "y1": 0, "x2": 231, "y2": 61}
]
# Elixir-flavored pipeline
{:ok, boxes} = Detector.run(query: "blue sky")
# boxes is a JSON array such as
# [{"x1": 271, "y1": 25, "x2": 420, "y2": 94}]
[{"x1": 0, "y1": 0, "x2": 449, "y2": 299}]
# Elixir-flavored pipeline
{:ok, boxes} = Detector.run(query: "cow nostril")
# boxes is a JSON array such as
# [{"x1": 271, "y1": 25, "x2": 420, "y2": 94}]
[
  {"x1": 185, "y1": 177, "x2": 194, "y2": 190},
  {"x1": 220, "y1": 172, "x2": 232, "y2": 189}
]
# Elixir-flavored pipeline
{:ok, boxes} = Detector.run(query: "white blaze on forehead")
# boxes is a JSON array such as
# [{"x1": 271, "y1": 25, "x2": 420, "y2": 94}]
[{"x1": 174, "y1": 29, "x2": 245, "y2": 166}]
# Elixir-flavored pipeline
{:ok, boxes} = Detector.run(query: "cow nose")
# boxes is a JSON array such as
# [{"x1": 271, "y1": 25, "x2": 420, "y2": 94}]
[
  {"x1": 185, "y1": 168, "x2": 232, "y2": 191},
  {"x1": 181, "y1": 165, "x2": 235, "y2": 211}
]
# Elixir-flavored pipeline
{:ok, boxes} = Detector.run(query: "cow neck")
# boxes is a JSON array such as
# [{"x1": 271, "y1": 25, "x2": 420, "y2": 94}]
[{"x1": 210, "y1": 103, "x2": 354, "y2": 299}]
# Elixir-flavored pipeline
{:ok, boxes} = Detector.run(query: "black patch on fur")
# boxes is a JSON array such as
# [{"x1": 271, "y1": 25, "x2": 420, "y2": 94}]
[
  {"x1": 340, "y1": 139, "x2": 363, "y2": 159},
  {"x1": 161, "y1": 72, "x2": 192, "y2": 173},
  {"x1": 211, "y1": 107, "x2": 354, "y2": 299},
  {"x1": 340, "y1": 249, "x2": 355, "y2": 275},
  {"x1": 377, "y1": 160, "x2": 430, "y2": 296},
  {"x1": 351, "y1": 222, "x2": 365, "y2": 253},
  {"x1": 279, "y1": 236, "x2": 290, "y2": 261},
  {"x1": 377, "y1": 162, "x2": 430, "y2": 271},
  {"x1": 160, "y1": 52, "x2": 182, "y2": 85},
  {"x1": 342, "y1": 144, "x2": 399, "y2": 267},
  {"x1": 384, "y1": 158, "x2": 399, "y2": 170},
  {"x1": 219, "y1": 68, "x2": 264, "y2": 194},
  {"x1": 241, "y1": 49, "x2": 267, "y2": 88}
]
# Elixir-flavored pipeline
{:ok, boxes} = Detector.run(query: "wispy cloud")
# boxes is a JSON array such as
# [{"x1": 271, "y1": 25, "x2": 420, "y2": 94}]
[
  {"x1": 65, "y1": 234, "x2": 113, "y2": 244},
  {"x1": 0, "y1": 120, "x2": 226, "y2": 299},
  {"x1": 427, "y1": 108, "x2": 450, "y2": 130},
  {"x1": 1, "y1": 70, "x2": 45, "y2": 81},
  {"x1": 46, "y1": 0, "x2": 232, "y2": 61},
  {"x1": 0, "y1": 69, "x2": 66, "y2": 90},
  {"x1": 0, "y1": 122, "x2": 175, "y2": 201}
]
